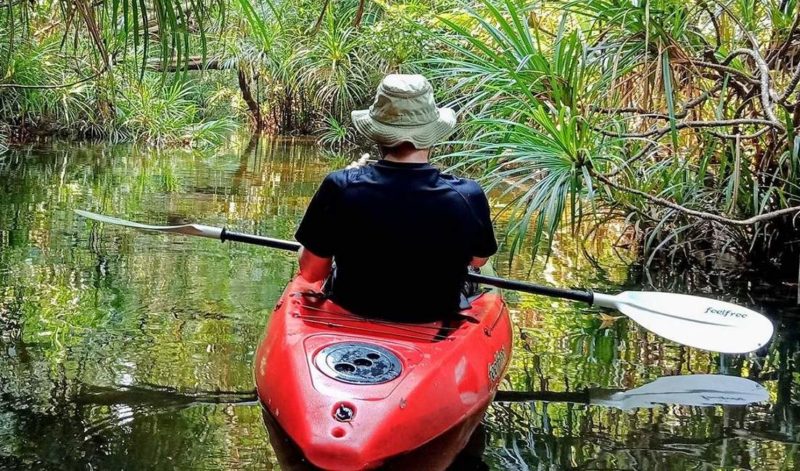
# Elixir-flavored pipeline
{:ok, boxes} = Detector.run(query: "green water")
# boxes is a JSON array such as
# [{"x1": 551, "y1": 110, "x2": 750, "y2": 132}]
[{"x1": 0, "y1": 136, "x2": 798, "y2": 470}]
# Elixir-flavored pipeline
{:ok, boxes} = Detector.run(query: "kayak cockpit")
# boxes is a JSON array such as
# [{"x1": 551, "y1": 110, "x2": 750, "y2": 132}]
[{"x1": 287, "y1": 291, "x2": 482, "y2": 343}]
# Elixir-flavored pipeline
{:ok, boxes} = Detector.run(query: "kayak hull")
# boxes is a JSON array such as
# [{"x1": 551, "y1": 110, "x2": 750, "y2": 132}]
[
  {"x1": 263, "y1": 404, "x2": 488, "y2": 470},
  {"x1": 254, "y1": 276, "x2": 512, "y2": 470}
]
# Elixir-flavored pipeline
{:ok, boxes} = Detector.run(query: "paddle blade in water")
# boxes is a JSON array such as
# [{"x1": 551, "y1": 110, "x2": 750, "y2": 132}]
[
  {"x1": 593, "y1": 291, "x2": 773, "y2": 353},
  {"x1": 75, "y1": 209, "x2": 222, "y2": 239},
  {"x1": 592, "y1": 374, "x2": 768, "y2": 410}
]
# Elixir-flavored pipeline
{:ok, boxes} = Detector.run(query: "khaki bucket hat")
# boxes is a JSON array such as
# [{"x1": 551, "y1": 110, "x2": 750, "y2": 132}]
[{"x1": 351, "y1": 74, "x2": 456, "y2": 148}]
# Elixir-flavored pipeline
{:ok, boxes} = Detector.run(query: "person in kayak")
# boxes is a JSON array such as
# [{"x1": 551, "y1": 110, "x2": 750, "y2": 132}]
[{"x1": 295, "y1": 74, "x2": 497, "y2": 322}]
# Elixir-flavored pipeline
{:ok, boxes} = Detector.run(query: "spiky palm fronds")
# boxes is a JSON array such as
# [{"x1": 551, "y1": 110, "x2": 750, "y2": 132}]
[
  {"x1": 292, "y1": 18, "x2": 373, "y2": 120},
  {"x1": 431, "y1": 0, "x2": 800, "y2": 269},
  {"x1": 116, "y1": 77, "x2": 234, "y2": 146},
  {"x1": 430, "y1": 0, "x2": 609, "y2": 259}
]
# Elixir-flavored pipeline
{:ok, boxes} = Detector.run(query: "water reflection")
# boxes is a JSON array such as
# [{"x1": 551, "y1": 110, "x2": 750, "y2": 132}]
[
  {"x1": 495, "y1": 374, "x2": 769, "y2": 409},
  {"x1": 0, "y1": 136, "x2": 799, "y2": 469}
]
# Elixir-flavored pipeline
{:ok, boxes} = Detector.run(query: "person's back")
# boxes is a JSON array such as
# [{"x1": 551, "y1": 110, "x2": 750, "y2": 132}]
[
  {"x1": 297, "y1": 158, "x2": 495, "y2": 321},
  {"x1": 295, "y1": 74, "x2": 497, "y2": 322}
]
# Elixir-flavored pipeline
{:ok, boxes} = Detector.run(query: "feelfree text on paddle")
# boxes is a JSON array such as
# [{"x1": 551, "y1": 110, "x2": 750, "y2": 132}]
[{"x1": 704, "y1": 307, "x2": 749, "y2": 319}]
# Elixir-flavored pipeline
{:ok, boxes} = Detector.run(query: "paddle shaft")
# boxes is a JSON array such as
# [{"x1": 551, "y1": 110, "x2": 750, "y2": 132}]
[
  {"x1": 220, "y1": 229, "x2": 595, "y2": 305},
  {"x1": 221, "y1": 229, "x2": 304, "y2": 252}
]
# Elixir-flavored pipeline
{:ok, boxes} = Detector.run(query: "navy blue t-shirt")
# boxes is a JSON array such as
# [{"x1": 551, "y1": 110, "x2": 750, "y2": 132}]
[{"x1": 295, "y1": 160, "x2": 497, "y2": 321}]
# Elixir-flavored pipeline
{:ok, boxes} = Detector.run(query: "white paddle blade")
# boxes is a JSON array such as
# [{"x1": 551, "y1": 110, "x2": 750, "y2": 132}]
[
  {"x1": 593, "y1": 291, "x2": 773, "y2": 354},
  {"x1": 593, "y1": 374, "x2": 769, "y2": 410},
  {"x1": 75, "y1": 210, "x2": 222, "y2": 239}
]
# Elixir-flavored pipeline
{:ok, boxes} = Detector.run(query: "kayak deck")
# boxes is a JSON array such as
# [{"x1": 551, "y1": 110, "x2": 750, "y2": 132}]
[{"x1": 254, "y1": 276, "x2": 512, "y2": 470}]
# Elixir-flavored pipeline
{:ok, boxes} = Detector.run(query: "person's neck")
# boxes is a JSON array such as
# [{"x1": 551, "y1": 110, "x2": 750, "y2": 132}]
[{"x1": 383, "y1": 148, "x2": 430, "y2": 164}]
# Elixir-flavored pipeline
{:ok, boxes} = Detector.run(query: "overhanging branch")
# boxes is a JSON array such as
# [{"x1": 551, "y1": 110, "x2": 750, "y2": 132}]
[{"x1": 594, "y1": 172, "x2": 800, "y2": 226}]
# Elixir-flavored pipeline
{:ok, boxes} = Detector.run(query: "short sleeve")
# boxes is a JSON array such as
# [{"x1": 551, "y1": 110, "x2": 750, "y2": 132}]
[
  {"x1": 468, "y1": 185, "x2": 498, "y2": 258},
  {"x1": 295, "y1": 173, "x2": 342, "y2": 258}
]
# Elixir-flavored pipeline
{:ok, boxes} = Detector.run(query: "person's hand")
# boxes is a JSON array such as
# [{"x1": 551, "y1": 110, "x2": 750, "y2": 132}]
[{"x1": 345, "y1": 153, "x2": 371, "y2": 170}]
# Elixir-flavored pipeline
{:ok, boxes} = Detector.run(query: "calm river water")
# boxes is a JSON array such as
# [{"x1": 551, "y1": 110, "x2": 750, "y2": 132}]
[{"x1": 1, "y1": 136, "x2": 799, "y2": 470}]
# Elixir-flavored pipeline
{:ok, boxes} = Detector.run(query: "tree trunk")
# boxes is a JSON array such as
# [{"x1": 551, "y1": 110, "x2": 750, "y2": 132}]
[
  {"x1": 238, "y1": 69, "x2": 263, "y2": 131},
  {"x1": 353, "y1": 0, "x2": 366, "y2": 28}
]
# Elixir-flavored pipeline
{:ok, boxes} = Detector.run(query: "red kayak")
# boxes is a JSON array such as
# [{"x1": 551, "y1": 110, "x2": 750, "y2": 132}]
[{"x1": 254, "y1": 275, "x2": 513, "y2": 470}]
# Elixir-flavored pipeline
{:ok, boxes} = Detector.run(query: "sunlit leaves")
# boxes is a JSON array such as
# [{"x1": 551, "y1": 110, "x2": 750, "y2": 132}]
[
  {"x1": 431, "y1": 0, "x2": 608, "y2": 261},
  {"x1": 430, "y1": 0, "x2": 800, "y2": 270}
]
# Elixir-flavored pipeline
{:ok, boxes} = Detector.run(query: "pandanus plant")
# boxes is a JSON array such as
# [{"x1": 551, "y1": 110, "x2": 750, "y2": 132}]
[{"x1": 431, "y1": 0, "x2": 800, "y2": 271}]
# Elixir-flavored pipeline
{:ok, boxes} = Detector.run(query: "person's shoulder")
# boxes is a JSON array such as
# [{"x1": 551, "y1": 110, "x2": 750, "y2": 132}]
[
  {"x1": 438, "y1": 173, "x2": 486, "y2": 197},
  {"x1": 321, "y1": 169, "x2": 351, "y2": 189}
]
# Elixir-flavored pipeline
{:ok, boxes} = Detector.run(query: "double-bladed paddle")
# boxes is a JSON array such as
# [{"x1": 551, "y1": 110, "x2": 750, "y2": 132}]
[
  {"x1": 74, "y1": 210, "x2": 774, "y2": 354},
  {"x1": 494, "y1": 374, "x2": 769, "y2": 410}
]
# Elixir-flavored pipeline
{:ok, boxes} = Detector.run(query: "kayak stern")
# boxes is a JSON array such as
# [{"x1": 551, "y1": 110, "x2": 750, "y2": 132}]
[{"x1": 255, "y1": 277, "x2": 512, "y2": 470}]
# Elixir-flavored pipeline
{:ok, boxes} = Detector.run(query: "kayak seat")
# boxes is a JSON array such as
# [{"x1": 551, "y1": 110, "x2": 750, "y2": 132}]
[{"x1": 433, "y1": 319, "x2": 461, "y2": 342}]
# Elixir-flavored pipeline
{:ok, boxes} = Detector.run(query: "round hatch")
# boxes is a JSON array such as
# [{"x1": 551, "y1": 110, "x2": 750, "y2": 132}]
[{"x1": 315, "y1": 342, "x2": 402, "y2": 385}]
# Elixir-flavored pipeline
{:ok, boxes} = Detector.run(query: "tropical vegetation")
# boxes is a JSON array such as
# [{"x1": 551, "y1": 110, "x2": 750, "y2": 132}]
[
  {"x1": 438, "y1": 0, "x2": 800, "y2": 277},
  {"x1": 2, "y1": 2, "x2": 799, "y2": 467},
  {"x1": 1, "y1": 0, "x2": 799, "y2": 272}
]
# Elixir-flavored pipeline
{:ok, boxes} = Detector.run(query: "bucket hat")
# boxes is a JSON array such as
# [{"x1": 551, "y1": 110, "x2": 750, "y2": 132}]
[{"x1": 351, "y1": 74, "x2": 456, "y2": 148}]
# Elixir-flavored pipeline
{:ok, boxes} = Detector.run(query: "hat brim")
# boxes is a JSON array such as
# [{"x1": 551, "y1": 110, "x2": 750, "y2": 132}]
[{"x1": 350, "y1": 107, "x2": 456, "y2": 148}]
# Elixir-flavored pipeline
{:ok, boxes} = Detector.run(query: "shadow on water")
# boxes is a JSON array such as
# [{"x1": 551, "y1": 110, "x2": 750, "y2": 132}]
[{"x1": 0, "y1": 135, "x2": 799, "y2": 469}]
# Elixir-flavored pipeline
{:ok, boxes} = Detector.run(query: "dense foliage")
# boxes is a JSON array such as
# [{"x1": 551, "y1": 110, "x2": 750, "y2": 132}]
[
  {"x1": 0, "y1": 0, "x2": 445, "y2": 143},
  {"x1": 1, "y1": 0, "x2": 799, "y2": 271},
  {"x1": 437, "y1": 0, "x2": 800, "y2": 275}
]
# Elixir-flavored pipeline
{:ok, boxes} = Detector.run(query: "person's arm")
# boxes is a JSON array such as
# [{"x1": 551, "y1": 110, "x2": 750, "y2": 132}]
[
  {"x1": 470, "y1": 256, "x2": 490, "y2": 268},
  {"x1": 295, "y1": 174, "x2": 341, "y2": 282},
  {"x1": 298, "y1": 246, "x2": 333, "y2": 282},
  {"x1": 468, "y1": 184, "x2": 498, "y2": 265}
]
